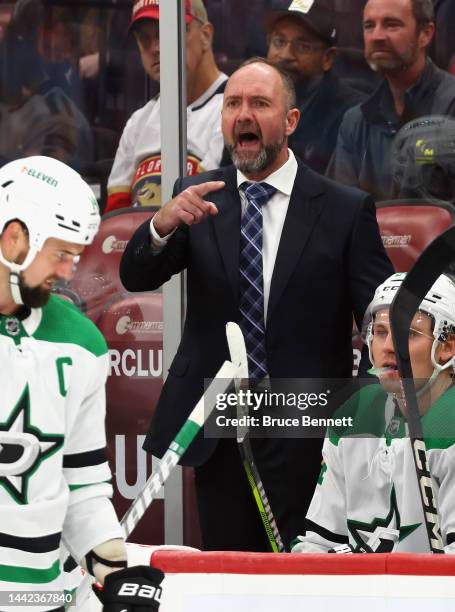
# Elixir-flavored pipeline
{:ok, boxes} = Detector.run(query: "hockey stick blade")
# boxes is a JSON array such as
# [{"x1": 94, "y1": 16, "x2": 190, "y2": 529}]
[
  {"x1": 226, "y1": 322, "x2": 249, "y2": 382},
  {"x1": 389, "y1": 224, "x2": 455, "y2": 553},
  {"x1": 226, "y1": 321, "x2": 249, "y2": 441},
  {"x1": 226, "y1": 322, "x2": 285, "y2": 553}
]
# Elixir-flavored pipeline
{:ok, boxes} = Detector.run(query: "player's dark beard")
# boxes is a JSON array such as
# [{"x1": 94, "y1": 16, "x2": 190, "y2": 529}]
[{"x1": 18, "y1": 276, "x2": 51, "y2": 308}]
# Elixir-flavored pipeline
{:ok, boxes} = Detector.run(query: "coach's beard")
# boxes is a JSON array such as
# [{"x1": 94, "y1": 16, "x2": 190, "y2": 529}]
[{"x1": 227, "y1": 137, "x2": 286, "y2": 175}]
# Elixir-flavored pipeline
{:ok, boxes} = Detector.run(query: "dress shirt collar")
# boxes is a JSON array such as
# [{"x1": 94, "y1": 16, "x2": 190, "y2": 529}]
[{"x1": 236, "y1": 148, "x2": 297, "y2": 196}]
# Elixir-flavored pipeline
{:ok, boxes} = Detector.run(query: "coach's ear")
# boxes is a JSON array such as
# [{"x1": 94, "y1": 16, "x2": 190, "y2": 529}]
[{"x1": 285, "y1": 107, "x2": 300, "y2": 137}]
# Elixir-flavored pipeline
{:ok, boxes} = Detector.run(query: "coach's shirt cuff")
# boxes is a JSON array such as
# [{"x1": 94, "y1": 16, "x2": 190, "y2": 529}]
[{"x1": 149, "y1": 218, "x2": 176, "y2": 253}]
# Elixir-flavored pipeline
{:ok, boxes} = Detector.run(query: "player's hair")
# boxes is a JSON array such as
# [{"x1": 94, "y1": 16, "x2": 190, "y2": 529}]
[
  {"x1": 238, "y1": 56, "x2": 297, "y2": 110},
  {"x1": 410, "y1": 0, "x2": 434, "y2": 29}
]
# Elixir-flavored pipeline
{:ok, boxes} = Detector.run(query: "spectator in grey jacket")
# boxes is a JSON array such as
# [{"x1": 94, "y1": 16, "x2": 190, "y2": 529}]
[{"x1": 327, "y1": 0, "x2": 455, "y2": 201}]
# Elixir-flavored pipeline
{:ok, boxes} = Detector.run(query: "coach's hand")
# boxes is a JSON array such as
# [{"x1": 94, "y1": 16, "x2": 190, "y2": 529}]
[{"x1": 153, "y1": 181, "x2": 225, "y2": 237}]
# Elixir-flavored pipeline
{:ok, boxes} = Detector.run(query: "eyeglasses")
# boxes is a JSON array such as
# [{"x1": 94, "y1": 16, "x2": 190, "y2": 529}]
[{"x1": 268, "y1": 35, "x2": 327, "y2": 55}]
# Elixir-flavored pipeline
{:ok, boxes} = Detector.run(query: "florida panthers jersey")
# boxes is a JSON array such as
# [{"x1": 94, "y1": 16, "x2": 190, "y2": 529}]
[
  {"x1": 0, "y1": 296, "x2": 123, "y2": 611},
  {"x1": 106, "y1": 73, "x2": 228, "y2": 212},
  {"x1": 292, "y1": 384, "x2": 455, "y2": 554}
]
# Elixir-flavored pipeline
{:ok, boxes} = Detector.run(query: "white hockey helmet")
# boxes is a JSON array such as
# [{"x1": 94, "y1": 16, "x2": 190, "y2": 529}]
[
  {"x1": 0, "y1": 155, "x2": 100, "y2": 274},
  {"x1": 364, "y1": 272, "x2": 455, "y2": 375}
]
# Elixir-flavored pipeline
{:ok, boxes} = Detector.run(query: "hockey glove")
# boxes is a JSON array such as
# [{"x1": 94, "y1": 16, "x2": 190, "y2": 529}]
[
  {"x1": 328, "y1": 544, "x2": 356, "y2": 553},
  {"x1": 328, "y1": 527, "x2": 399, "y2": 554},
  {"x1": 93, "y1": 565, "x2": 164, "y2": 611}
]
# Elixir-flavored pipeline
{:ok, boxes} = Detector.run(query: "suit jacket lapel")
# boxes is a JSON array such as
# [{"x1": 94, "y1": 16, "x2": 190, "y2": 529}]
[
  {"x1": 212, "y1": 165, "x2": 241, "y2": 300},
  {"x1": 267, "y1": 163, "x2": 325, "y2": 325}
]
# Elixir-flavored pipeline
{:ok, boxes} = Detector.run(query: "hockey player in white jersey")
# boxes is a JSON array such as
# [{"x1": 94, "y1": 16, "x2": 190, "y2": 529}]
[
  {"x1": 0, "y1": 156, "x2": 163, "y2": 611},
  {"x1": 292, "y1": 272, "x2": 455, "y2": 554}
]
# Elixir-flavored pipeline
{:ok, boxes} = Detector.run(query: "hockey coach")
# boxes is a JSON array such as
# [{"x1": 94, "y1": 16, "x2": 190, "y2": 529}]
[{"x1": 120, "y1": 57, "x2": 393, "y2": 552}]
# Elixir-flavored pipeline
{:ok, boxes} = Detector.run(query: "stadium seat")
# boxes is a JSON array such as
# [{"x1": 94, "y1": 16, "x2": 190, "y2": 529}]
[
  {"x1": 67, "y1": 206, "x2": 158, "y2": 323},
  {"x1": 376, "y1": 199, "x2": 455, "y2": 272}
]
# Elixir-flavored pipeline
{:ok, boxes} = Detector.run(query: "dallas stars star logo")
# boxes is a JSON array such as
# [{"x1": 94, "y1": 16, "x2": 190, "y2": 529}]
[
  {"x1": 348, "y1": 486, "x2": 420, "y2": 552},
  {"x1": 0, "y1": 385, "x2": 63, "y2": 504}
]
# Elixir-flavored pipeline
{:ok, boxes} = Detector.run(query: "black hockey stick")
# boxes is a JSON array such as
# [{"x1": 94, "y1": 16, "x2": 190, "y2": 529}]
[
  {"x1": 389, "y1": 224, "x2": 455, "y2": 553},
  {"x1": 226, "y1": 322, "x2": 285, "y2": 553}
]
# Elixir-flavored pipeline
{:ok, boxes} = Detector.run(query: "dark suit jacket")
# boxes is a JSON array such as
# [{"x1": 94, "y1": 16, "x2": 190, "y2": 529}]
[{"x1": 120, "y1": 159, "x2": 393, "y2": 466}]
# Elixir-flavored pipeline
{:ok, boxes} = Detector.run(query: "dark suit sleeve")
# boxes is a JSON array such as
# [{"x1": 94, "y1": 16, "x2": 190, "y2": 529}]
[
  {"x1": 119, "y1": 178, "x2": 189, "y2": 292},
  {"x1": 348, "y1": 195, "x2": 394, "y2": 329}
]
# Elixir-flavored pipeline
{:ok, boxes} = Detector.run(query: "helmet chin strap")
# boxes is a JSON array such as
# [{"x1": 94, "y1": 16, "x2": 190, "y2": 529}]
[
  {"x1": 368, "y1": 324, "x2": 455, "y2": 399},
  {"x1": 9, "y1": 271, "x2": 24, "y2": 305},
  {"x1": 418, "y1": 339, "x2": 455, "y2": 396},
  {"x1": 391, "y1": 340, "x2": 453, "y2": 404},
  {"x1": 390, "y1": 370, "x2": 439, "y2": 415},
  {"x1": 0, "y1": 244, "x2": 39, "y2": 307},
  {"x1": 415, "y1": 366, "x2": 440, "y2": 398}
]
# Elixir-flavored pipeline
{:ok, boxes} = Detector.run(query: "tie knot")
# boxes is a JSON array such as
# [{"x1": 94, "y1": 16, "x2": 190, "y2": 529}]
[{"x1": 241, "y1": 181, "x2": 277, "y2": 207}]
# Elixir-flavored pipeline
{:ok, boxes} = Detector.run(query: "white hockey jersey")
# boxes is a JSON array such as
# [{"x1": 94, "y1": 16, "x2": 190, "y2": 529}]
[
  {"x1": 106, "y1": 73, "x2": 228, "y2": 212},
  {"x1": 292, "y1": 384, "x2": 455, "y2": 554},
  {"x1": 0, "y1": 296, "x2": 123, "y2": 611}
]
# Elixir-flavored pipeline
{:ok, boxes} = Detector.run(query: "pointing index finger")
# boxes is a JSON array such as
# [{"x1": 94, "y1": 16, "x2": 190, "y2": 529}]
[{"x1": 192, "y1": 181, "x2": 226, "y2": 197}]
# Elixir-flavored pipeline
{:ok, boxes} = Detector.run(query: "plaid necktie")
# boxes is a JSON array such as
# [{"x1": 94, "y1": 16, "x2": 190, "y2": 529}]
[{"x1": 239, "y1": 181, "x2": 277, "y2": 380}]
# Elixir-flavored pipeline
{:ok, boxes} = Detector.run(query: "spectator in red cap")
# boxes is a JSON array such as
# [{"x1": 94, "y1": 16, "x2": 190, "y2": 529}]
[
  {"x1": 106, "y1": 0, "x2": 227, "y2": 211},
  {"x1": 266, "y1": 0, "x2": 365, "y2": 174}
]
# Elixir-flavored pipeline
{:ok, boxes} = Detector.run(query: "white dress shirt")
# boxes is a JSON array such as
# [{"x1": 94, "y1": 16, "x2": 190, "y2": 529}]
[
  {"x1": 237, "y1": 149, "x2": 297, "y2": 319},
  {"x1": 150, "y1": 149, "x2": 298, "y2": 319}
]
